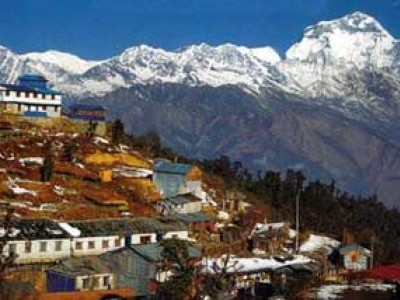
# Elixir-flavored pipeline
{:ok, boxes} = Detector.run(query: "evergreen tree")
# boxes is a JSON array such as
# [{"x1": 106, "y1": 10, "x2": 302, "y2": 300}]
[{"x1": 111, "y1": 119, "x2": 124, "y2": 144}]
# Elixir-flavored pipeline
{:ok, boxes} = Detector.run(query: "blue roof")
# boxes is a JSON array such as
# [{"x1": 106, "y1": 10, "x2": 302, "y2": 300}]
[
  {"x1": 69, "y1": 104, "x2": 105, "y2": 111},
  {"x1": 18, "y1": 74, "x2": 48, "y2": 82},
  {"x1": 154, "y1": 161, "x2": 193, "y2": 175},
  {"x1": 0, "y1": 83, "x2": 61, "y2": 95}
]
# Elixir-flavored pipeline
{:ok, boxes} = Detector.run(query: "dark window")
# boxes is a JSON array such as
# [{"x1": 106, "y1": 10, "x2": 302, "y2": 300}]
[
  {"x1": 41, "y1": 94, "x2": 45, "y2": 99},
  {"x1": 140, "y1": 236, "x2": 151, "y2": 244},
  {"x1": 82, "y1": 278, "x2": 90, "y2": 289},
  {"x1": 103, "y1": 276, "x2": 110, "y2": 287},
  {"x1": 54, "y1": 106, "x2": 59, "y2": 112},
  {"x1": 16, "y1": 91, "x2": 21, "y2": 97},
  {"x1": 76, "y1": 241, "x2": 83, "y2": 250},
  {"x1": 40, "y1": 241, "x2": 47, "y2": 252},
  {"x1": 102, "y1": 240, "x2": 109, "y2": 249},
  {"x1": 51, "y1": 94, "x2": 55, "y2": 100},
  {"x1": 25, "y1": 242, "x2": 32, "y2": 253},
  {"x1": 17, "y1": 104, "x2": 21, "y2": 112},
  {"x1": 33, "y1": 93, "x2": 38, "y2": 98},
  {"x1": 5, "y1": 90, "x2": 10, "y2": 96},
  {"x1": 42, "y1": 105, "x2": 47, "y2": 111},
  {"x1": 88, "y1": 241, "x2": 95, "y2": 249},
  {"x1": 55, "y1": 241, "x2": 62, "y2": 251},
  {"x1": 114, "y1": 238, "x2": 121, "y2": 247},
  {"x1": 8, "y1": 243, "x2": 16, "y2": 255}
]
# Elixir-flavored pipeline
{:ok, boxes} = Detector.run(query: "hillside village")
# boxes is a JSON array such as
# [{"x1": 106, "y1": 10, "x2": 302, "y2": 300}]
[{"x1": 0, "y1": 74, "x2": 399, "y2": 299}]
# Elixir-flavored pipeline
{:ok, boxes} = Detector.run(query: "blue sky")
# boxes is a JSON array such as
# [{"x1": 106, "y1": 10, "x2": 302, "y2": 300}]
[{"x1": 0, "y1": 0, "x2": 399, "y2": 59}]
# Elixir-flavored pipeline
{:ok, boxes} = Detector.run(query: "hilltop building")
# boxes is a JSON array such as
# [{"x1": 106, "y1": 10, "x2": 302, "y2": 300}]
[
  {"x1": 0, "y1": 74, "x2": 62, "y2": 118},
  {"x1": 67, "y1": 104, "x2": 107, "y2": 135}
]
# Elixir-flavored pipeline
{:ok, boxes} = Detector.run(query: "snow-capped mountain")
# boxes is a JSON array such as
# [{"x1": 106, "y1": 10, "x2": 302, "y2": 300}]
[
  {"x1": 2, "y1": 11, "x2": 400, "y2": 205},
  {"x1": 0, "y1": 11, "x2": 398, "y2": 103}
]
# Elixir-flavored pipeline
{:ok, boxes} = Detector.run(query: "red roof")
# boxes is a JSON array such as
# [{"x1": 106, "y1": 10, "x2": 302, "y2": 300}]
[{"x1": 366, "y1": 264, "x2": 400, "y2": 280}]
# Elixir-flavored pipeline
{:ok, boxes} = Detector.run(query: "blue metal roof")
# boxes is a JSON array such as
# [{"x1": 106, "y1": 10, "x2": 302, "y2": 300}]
[
  {"x1": 0, "y1": 83, "x2": 61, "y2": 95},
  {"x1": 154, "y1": 161, "x2": 193, "y2": 175},
  {"x1": 18, "y1": 74, "x2": 48, "y2": 82}
]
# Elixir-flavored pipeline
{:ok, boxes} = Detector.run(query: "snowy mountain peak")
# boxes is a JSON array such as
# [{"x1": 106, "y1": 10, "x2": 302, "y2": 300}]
[
  {"x1": 285, "y1": 12, "x2": 397, "y2": 69},
  {"x1": 21, "y1": 50, "x2": 101, "y2": 74}
]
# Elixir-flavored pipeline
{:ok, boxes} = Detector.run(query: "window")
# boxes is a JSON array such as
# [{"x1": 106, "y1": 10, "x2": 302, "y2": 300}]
[
  {"x1": 33, "y1": 93, "x2": 38, "y2": 98},
  {"x1": 76, "y1": 241, "x2": 83, "y2": 250},
  {"x1": 51, "y1": 94, "x2": 55, "y2": 100},
  {"x1": 39, "y1": 241, "x2": 47, "y2": 252},
  {"x1": 82, "y1": 278, "x2": 90, "y2": 289},
  {"x1": 88, "y1": 241, "x2": 95, "y2": 249},
  {"x1": 114, "y1": 238, "x2": 121, "y2": 247},
  {"x1": 102, "y1": 240, "x2": 109, "y2": 249},
  {"x1": 17, "y1": 104, "x2": 21, "y2": 112},
  {"x1": 92, "y1": 277, "x2": 99, "y2": 288},
  {"x1": 8, "y1": 243, "x2": 16, "y2": 255},
  {"x1": 16, "y1": 91, "x2": 21, "y2": 97},
  {"x1": 55, "y1": 241, "x2": 62, "y2": 251},
  {"x1": 25, "y1": 242, "x2": 32, "y2": 253},
  {"x1": 140, "y1": 235, "x2": 151, "y2": 244},
  {"x1": 103, "y1": 276, "x2": 110, "y2": 287},
  {"x1": 41, "y1": 94, "x2": 45, "y2": 99},
  {"x1": 5, "y1": 90, "x2": 10, "y2": 96},
  {"x1": 54, "y1": 106, "x2": 59, "y2": 112},
  {"x1": 42, "y1": 105, "x2": 47, "y2": 111}
]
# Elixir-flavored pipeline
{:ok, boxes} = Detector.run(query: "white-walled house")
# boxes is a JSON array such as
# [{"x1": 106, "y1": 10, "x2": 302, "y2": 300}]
[
  {"x1": 0, "y1": 74, "x2": 62, "y2": 118},
  {"x1": 46, "y1": 256, "x2": 116, "y2": 292},
  {"x1": 2, "y1": 219, "x2": 71, "y2": 264}
]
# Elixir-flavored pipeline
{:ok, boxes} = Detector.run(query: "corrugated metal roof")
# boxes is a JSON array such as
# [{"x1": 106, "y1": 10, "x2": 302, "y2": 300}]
[
  {"x1": 165, "y1": 194, "x2": 200, "y2": 205},
  {"x1": 47, "y1": 257, "x2": 111, "y2": 277},
  {"x1": 153, "y1": 161, "x2": 192, "y2": 175},
  {"x1": 172, "y1": 213, "x2": 214, "y2": 224},
  {"x1": 3, "y1": 219, "x2": 70, "y2": 241},
  {"x1": 130, "y1": 243, "x2": 202, "y2": 262},
  {"x1": 65, "y1": 217, "x2": 187, "y2": 237}
]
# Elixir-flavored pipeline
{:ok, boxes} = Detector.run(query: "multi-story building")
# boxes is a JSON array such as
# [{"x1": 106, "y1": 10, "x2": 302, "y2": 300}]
[{"x1": 0, "y1": 74, "x2": 62, "y2": 118}]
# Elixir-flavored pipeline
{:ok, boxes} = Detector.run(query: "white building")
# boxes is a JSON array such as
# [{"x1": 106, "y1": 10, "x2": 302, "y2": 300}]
[
  {"x1": 2, "y1": 219, "x2": 72, "y2": 264},
  {"x1": 0, "y1": 74, "x2": 62, "y2": 118}
]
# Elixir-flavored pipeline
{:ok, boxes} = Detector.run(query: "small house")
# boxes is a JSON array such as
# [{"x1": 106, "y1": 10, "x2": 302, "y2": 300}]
[
  {"x1": 100, "y1": 243, "x2": 201, "y2": 297},
  {"x1": 46, "y1": 257, "x2": 116, "y2": 292},
  {"x1": 153, "y1": 161, "x2": 202, "y2": 198},
  {"x1": 249, "y1": 222, "x2": 295, "y2": 255},
  {"x1": 0, "y1": 74, "x2": 62, "y2": 118},
  {"x1": 339, "y1": 243, "x2": 371, "y2": 271},
  {"x1": 159, "y1": 194, "x2": 203, "y2": 215},
  {"x1": 2, "y1": 219, "x2": 72, "y2": 264},
  {"x1": 67, "y1": 104, "x2": 107, "y2": 135}
]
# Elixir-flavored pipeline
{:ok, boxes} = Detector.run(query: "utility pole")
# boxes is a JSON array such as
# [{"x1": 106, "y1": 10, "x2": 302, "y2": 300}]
[{"x1": 295, "y1": 188, "x2": 300, "y2": 253}]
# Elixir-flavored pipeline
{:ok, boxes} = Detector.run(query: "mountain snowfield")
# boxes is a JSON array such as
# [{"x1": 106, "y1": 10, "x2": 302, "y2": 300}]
[
  {"x1": 0, "y1": 11, "x2": 399, "y2": 103},
  {"x1": 2, "y1": 11, "x2": 400, "y2": 205}
]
